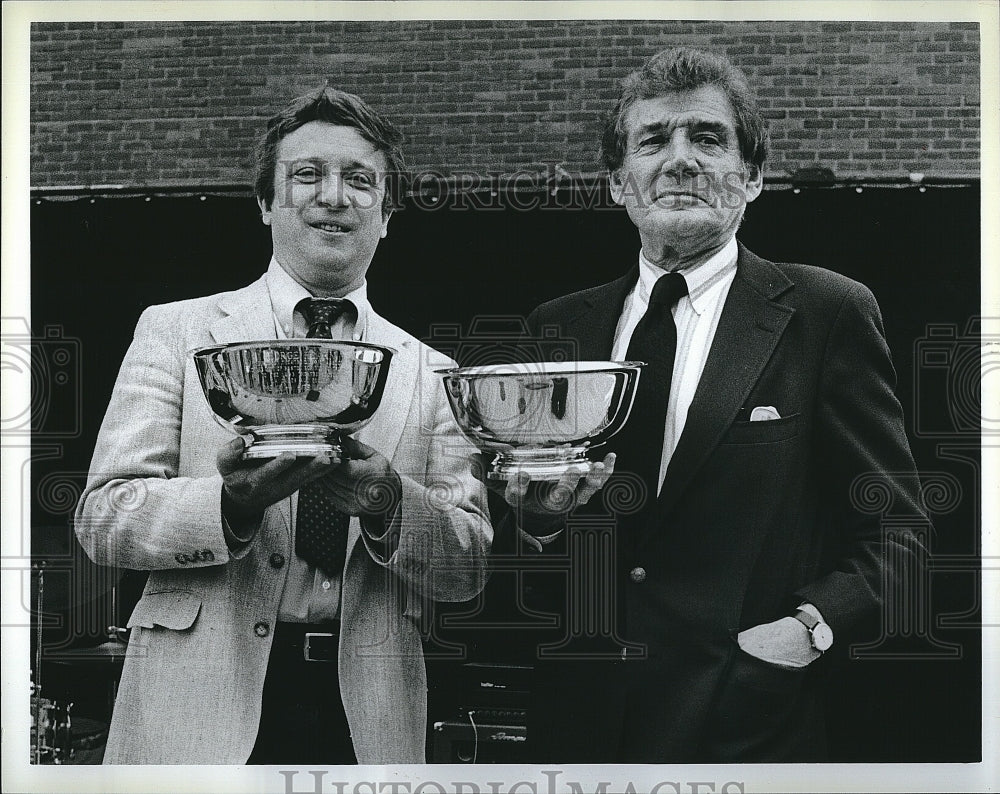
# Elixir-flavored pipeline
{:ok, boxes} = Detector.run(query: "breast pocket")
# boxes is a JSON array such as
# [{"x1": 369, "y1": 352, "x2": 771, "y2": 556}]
[
  {"x1": 720, "y1": 413, "x2": 800, "y2": 445},
  {"x1": 127, "y1": 589, "x2": 202, "y2": 631}
]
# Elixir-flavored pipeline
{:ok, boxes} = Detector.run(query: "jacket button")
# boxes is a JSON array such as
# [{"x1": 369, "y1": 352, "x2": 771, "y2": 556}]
[
  {"x1": 269, "y1": 553, "x2": 285, "y2": 569},
  {"x1": 254, "y1": 621, "x2": 270, "y2": 637},
  {"x1": 629, "y1": 566, "x2": 647, "y2": 583}
]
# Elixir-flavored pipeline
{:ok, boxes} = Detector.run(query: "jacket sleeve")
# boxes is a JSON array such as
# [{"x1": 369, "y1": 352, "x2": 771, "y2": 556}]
[
  {"x1": 360, "y1": 348, "x2": 493, "y2": 603},
  {"x1": 74, "y1": 305, "x2": 234, "y2": 571},
  {"x1": 794, "y1": 283, "x2": 929, "y2": 634}
]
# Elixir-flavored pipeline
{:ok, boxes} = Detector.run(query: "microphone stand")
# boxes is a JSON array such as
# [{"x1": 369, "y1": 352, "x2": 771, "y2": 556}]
[{"x1": 33, "y1": 562, "x2": 45, "y2": 765}]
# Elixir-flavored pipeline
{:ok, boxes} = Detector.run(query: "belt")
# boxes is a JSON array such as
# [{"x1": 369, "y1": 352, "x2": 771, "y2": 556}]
[{"x1": 271, "y1": 621, "x2": 341, "y2": 663}]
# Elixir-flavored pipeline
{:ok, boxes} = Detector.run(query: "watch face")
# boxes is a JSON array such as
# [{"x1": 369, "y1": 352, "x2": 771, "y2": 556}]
[{"x1": 812, "y1": 623, "x2": 834, "y2": 652}]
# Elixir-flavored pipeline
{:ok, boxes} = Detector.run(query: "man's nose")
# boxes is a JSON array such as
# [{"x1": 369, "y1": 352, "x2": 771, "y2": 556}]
[
  {"x1": 661, "y1": 134, "x2": 699, "y2": 176},
  {"x1": 316, "y1": 172, "x2": 351, "y2": 207}
]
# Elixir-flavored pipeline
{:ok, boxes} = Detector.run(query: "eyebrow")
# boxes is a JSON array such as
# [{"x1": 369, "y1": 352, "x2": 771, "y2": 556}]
[
  {"x1": 634, "y1": 119, "x2": 732, "y2": 138},
  {"x1": 289, "y1": 157, "x2": 381, "y2": 173}
]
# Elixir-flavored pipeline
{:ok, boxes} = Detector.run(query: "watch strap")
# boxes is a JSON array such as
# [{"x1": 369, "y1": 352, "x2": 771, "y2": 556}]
[{"x1": 792, "y1": 608, "x2": 820, "y2": 631}]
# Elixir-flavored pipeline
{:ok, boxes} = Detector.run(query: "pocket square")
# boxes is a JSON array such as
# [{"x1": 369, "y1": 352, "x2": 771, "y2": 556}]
[{"x1": 749, "y1": 405, "x2": 781, "y2": 422}]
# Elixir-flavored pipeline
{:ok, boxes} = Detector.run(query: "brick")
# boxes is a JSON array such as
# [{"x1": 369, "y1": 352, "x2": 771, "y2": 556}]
[
  {"x1": 832, "y1": 119, "x2": 866, "y2": 129},
  {"x1": 29, "y1": 20, "x2": 980, "y2": 188}
]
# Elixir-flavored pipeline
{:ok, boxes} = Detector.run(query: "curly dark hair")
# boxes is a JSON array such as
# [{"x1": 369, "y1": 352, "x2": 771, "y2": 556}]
[{"x1": 599, "y1": 47, "x2": 768, "y2": 175}]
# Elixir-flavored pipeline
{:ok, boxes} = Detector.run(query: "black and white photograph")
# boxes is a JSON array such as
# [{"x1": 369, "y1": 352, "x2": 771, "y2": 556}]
[{"x1": 2, "y1": 1, "x2": 997, "y2": 792}]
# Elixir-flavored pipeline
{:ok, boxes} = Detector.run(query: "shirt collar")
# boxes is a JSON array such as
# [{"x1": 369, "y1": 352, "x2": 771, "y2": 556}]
[
  {"x1": 265, "y1": 257, "x2": 369, "y2": 339},
  {"x1": 637, "y1": 236, "x2": 739, "y2": 316}
]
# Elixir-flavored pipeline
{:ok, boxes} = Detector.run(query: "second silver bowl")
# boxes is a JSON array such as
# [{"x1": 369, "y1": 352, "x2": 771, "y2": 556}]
[{"x1": 439, "y1": 361, "x2": 644, "y2": 480}]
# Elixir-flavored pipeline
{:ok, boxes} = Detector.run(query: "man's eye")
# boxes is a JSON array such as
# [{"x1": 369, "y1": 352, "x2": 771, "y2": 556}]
[
  {"x1": 292, "y1": 167, "x2": 322, "y2": 182},
  {"x1": 638, "y1": 135, "x2": 664, "y2": 147},
  {"x1": 347, "y1": 172, "x2": 377, "y2": 189},
  {"x1": 693, "y1": 134, "x2": 722, "y2": 146}
]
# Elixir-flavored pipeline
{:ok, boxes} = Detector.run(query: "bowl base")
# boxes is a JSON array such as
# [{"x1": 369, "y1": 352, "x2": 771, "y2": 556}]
[
  {"x1": 240, "y1": 425, "x2": 341, "y2": 459},
  {"x1": 487, "y1": 450, "x2": 593, "y2": 481},
  {"x1": 243, "y1": 440, "x2": 342, "y2": 460}
]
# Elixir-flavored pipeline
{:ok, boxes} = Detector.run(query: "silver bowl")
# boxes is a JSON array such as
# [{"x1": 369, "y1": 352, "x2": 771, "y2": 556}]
[
  {"x1": 193, "y1": 340, "x2": 394, "y2": 459},
  {"x1": 439, "y1": 361, "x2": 644, "y2": 480}
]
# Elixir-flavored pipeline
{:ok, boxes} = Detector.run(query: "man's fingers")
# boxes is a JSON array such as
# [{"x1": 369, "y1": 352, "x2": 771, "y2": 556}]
[
  {"x1": 504, "y1": 472, "x2": 530, "y2": 507},
  {"x1": 584, "y1": 461, "x2": 608, "y2": 486},
  {"x1": 264, "y1": 453, "x2": 335, "y2": 492},
  {"x1": 224, "y1": 452, "x2": 336, "y2": 511},
  {"x1": 540, "y1": 467, "x2": 584, "y2": 512},
  {"x1": 576, "y1": 461, "x2": 607, "y2": 505},
  {"x1": 339, "y1": 435, "x2": 374, "y2": 460},
  {"x1": 216, "y1": 436, "x2": 249, "y2": 476},
  {"x1": 231, "y1": 452, "x2": 299, "y2": 494}
]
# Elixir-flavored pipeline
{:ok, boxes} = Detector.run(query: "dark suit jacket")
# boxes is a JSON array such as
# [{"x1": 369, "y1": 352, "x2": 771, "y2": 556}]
[{"x1": 517, "y1": 243, "x2": 927, "y2": 762}]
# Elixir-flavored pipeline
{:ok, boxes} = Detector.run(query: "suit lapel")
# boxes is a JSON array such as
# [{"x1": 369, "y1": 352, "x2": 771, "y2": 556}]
[
  {"x1": 643, "y1": 246, "x2": 795, "y2": 537},
  {"x1": 348, "y1": 310, "x2": 417, "y2": 561},
  {"x1": 209, "y1": 275, "x2": 276, "y2": 344},
  {"x1": 560, "y1": 268, "x2": 637, "y2": 359},
  {"x1": 355, "y1": 310, "x2": 415, "y2": 460}
]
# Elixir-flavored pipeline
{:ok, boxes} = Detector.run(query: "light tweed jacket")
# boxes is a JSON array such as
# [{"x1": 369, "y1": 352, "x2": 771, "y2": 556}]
[{"x1": 74, "y1": 274, "x2": 492, "y2": 764}]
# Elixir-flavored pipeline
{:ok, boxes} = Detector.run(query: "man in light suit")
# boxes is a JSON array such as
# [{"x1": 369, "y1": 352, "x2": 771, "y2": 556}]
[
  {"x1": 74, "y1": 87, "x2": 492, "y2": 764},
  {"x1": 496, "y1": 47, "x2": 927, "y2": 762}
]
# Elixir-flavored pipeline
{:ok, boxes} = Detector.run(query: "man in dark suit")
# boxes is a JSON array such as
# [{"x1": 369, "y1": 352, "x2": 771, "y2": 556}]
[{"x1": 493, "y1": 47, "x2": 927, "y2": 763}]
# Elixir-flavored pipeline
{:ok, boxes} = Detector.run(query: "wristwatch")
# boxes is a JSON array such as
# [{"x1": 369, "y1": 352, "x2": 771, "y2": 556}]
[{"x1": 792, "y1": 608, "x2": 834, "y2": 652}]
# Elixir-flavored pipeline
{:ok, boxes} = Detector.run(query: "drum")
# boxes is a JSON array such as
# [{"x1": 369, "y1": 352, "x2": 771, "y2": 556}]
[
  {"x1": 30, "y1": 696, "x2": 109, "y2": 764},
  {"x1": 66, "y1": 717, "x2": 109, "y2": 765},
  {"x1": 30, "y1": 692, "x2": 73, "y2": 764}
]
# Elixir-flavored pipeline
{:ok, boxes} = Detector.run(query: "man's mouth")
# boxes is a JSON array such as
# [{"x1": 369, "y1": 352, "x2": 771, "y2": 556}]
[
  {"x1": 310, "y1": 221, "x2": 350, "y2": 234},
  {"x1": 656, "y1": 190, "x2": 708, "y2": 204}
]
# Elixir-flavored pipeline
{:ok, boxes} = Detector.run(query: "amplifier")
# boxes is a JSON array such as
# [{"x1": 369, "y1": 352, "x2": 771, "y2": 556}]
[
  {"x1": 455, "y1": 662, "x2": 531, "y2": 711},
  {"x1": 431, "y1": 662, "x2": 531, "y2": 762},
  {"x1": 431, "y1": 718, "x2": 527, "y2": 764}
]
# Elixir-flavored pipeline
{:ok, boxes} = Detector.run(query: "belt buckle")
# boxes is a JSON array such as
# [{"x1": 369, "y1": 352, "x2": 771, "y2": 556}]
[{"x1": 303, "y1": 632, "x2": 337, "y2": 663}]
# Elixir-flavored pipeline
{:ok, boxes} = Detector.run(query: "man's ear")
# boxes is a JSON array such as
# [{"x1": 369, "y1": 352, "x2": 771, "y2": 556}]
[
  {"x1": 257, "y1": 197, "x2": 271, "y2": 225},
  {"x1": 744, "y1": 163, "x2": 764, "y2": 204},
  {"x1": 380, "y1": 210, "x2": 392, "y2": 239},
  {"x1": 609, "y1": 170, "x2": 626, "y2": 206}
]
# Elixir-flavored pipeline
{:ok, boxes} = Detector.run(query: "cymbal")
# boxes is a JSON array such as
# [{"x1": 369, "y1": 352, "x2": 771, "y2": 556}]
[{"x1": 43, "y1": 641, "x2": 128, "y2": 662}]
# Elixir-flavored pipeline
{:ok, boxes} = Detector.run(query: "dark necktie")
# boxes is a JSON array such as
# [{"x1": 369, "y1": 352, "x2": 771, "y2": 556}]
[
  {"x1": 295, "y1": 298, "x2": 351, "y2": 576},
  {"x1": 615, "y1": 272, "x2": 689, "y2": 512},
  {"x1": 302, "y1": 298, "x2": 346, "y2": 339}
]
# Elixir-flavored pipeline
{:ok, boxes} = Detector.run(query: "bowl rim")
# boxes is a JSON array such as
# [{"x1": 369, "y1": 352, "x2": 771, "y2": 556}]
[
  {"x1": 436, "y1": 360, "x2": 646, "y2": 377},
  {"x1": 190, "y1": 339, "x2": 398, "y2": 358}
]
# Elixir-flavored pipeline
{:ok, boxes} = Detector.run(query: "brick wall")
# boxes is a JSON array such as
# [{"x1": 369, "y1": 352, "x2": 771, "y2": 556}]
[{"x1": 30, "y1": 20, "x2": 980, "y2": 190}]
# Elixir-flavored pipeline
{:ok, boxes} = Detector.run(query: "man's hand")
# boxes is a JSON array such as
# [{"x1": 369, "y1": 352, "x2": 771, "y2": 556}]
[
  {"x1": 737, "y1": 617, "x2": 821, "y2": 669},
  {"x1": 216, "y1": 436, "x2": 334, "y2": 524},
  {"x1": 313, "y1": 436, "x2": 402, "y2": 518},
  {"x1": 474, "y1": 452, "x2": 616, "y2": 534}
]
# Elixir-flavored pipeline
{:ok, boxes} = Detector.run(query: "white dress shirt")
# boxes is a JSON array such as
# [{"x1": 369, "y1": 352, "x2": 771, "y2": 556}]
[
  {"x1": 611, "y1": 236, "x2": 739, "y2": 495},
  {"x1": 265, "y1": 257, "x2": 369, "y2": 623}
]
